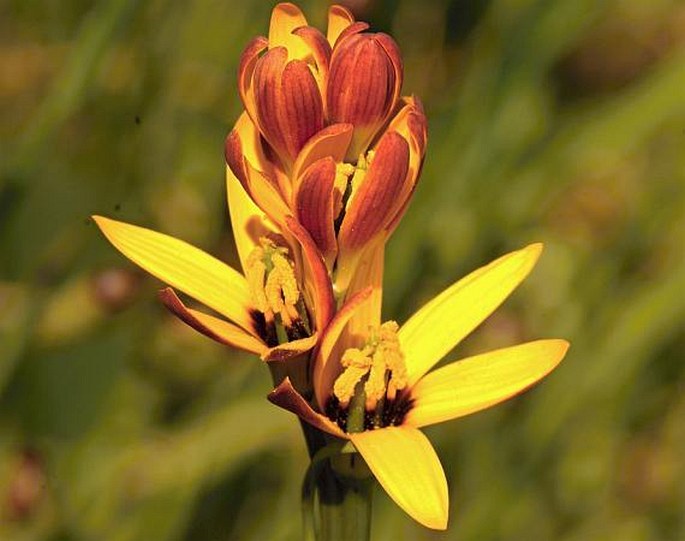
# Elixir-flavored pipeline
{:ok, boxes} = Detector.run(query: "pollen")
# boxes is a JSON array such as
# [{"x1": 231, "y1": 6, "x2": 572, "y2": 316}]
[
  {"x1": 245, "y1": 238, "x2": 301, "y2": 326},
  {"x1": 332, "y1": 321, "x2": 407, "y2": 409},
  {"x1": 333, "y1": 163, "x2": 355, "y2": 217}
]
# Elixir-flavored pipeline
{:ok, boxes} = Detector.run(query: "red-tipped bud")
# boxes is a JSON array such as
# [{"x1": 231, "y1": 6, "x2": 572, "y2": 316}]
[
  {"x1": 252, "y1": 48, "x2": 325, "y2": 168},
  {"x1": 338, "y1": 131, "x2": 410, "y2": 251},
  {"x1": 327, "y1": 31, "x2": 403, "y2": 159}
]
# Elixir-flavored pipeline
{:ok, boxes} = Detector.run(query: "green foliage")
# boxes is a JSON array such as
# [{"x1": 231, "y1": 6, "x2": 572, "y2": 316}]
[{"x1": 1, "y1": 0, "x2": 684, "y2": 539}]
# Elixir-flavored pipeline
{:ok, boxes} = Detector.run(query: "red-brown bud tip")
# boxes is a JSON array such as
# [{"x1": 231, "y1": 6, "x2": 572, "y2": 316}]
[
  {"x1": 224, "y1": 129, "x2": 247, "y2": 185},
  {"x1": 327, "y1": 32, "x2": 403, "y2": 157},
  {"x1": 253, "y1": 48, "x2": 325, "y2": 168},
  {"x1": 338, "y1": 131, "x2": 410, "y2": 251}
]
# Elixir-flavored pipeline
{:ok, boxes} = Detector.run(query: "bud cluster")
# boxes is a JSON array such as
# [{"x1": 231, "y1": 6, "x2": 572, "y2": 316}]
[{"x1": 226, "y1": 2, "x2": 427, "y2": 299}]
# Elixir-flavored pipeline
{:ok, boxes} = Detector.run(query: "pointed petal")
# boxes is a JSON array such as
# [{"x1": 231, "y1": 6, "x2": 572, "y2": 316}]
[
  {"x1": 338, "y1": 132, "x2": 409, "y2": 251},
  {"x1": 291, "y1": 122, "x2": 353, "y2": 184},
  {"x1": 326, "y1": 4, "x2": 355, "y2": 46},
  {"x1": 407, "y1": 340, "x2": 570, "y2": 427},
  {"x1": 284, "y1": 216, "x2": 335, "y2": 333},
  {"x1": 350, "y1": 426, "x2": 448, "y2": 530},
  {"x1": 92, "y1": 216, "x2": 256, "y2": 333},
  {"x1": 399, "y1": 244, "x2": 544, "y2": 386},
  {"x1": 313, "y1": 287, "x2": 373, "y2": 408},
  {"x1": 294, "y1": 157, "x2": 337, "y2": 265},
  {"x1": 268, "y1": 377, "x2": 346, "y2": 438},
  {"x1": 261, "y1": 333, "x2": 319, "y2": 362},
  {"x1": 268, "y1": 2, "x2": 310, "y2": 58},
  {"x1": 159, "y1": 288, "x2": 265, "y2": 354}
]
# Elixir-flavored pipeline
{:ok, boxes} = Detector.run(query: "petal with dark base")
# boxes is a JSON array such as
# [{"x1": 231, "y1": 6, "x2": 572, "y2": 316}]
[
  {"x1": 407, "y1": 340, "x2": 569, "y2": 428},
  {"x1": 92, "y1": 216, "x2": 256, "y2": 333},
  {"x1": 159, "y1": 288, "x2": 264, "y2": 354},
  {"x1": 268, "y1": 377, "x2": 346, "y2": 438}
]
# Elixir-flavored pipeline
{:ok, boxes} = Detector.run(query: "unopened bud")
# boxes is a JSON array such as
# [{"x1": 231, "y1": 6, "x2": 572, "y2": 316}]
[{"x1": 327, "y1": 31, "x2": 403, "y2": 159}]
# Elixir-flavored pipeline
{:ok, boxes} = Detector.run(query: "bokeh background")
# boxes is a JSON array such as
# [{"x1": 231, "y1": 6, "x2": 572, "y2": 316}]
[{"x1": 2, "y1": 0, "x2": 685, "y2": 539}]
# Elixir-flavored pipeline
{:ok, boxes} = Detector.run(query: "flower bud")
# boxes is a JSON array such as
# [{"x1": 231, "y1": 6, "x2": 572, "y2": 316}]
[
  {"x1": 237, "y1": 3, "x2": 331, "y2": 170},
  {"x1": 251, "y1": 48, "x2": 325, "y2": 168},
  {"x1": 327, "y1": 30, "x2": 403, "y2": 159}
]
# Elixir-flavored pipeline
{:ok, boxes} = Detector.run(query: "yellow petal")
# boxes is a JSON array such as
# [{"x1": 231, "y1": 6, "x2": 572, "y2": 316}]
[
  {"x1": 238, "y1": 36, "x2": 268, "y2": 125},
  {"x1": 400, "y1": 243, "x2": 543, "y2": 387},
  {"x1": 92, "y1": 216, "x2": 256, "y2": 333},
  {"x1": 268, "y1": 2, "x2": 310, "y2": 59},
  {"x1": 327, "y1": 4, "x2": 355, "y2": 46},
  {"x1": 231, "y1": 111, "x2": 272, "y2": 172},
  {"x1": 261, "y1": 333, "x2": 319, "y2": 362},
  {"x1": 159, "y1": 288, "x2": 265, "y2": 355},
  {"x1": 291, "y1": 122, "x2": 353, "y2": 193},
  {"x1": 313, "y1": 287, "x2": 373, "y2": 409},
  {"x1": 350, "y1": 426, "x2": 448, "y2": 530},
  {"x1": 406, "y1": 339, "x2": 569, "y2": 428},
  {"x1": 244, "y1": 160, "x2": 292, "y2": 228},
  {"x1": 226, "y1": 164, "x2": 276, "y2": 274},
  {"x1": 343, "y1": 239, "x2": 384, "y2": 334}
]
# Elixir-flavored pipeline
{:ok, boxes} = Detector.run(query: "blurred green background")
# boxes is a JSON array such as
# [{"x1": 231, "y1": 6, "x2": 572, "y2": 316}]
[{"x1": 2, "y1": 0, "x2": 684, "y2": 539}]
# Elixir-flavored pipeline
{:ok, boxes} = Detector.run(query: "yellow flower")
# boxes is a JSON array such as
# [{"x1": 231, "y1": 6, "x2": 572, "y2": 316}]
[
  {"x1": 268, "y1": 243, "x2": 570, "y2": 529},
  {"x1": 227, "y1": 3, "x2": 427, "y2": 294},
  {"x1": 91, "y1": 211, "x2": 335, "y2": 362}
]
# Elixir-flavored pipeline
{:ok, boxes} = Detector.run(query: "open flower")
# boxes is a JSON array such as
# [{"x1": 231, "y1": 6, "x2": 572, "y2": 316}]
[
  {"x1": 91, "y1": 213, "x2": 334, "y2": 362},
  {"x1": 267, "y1": 243, "x2": 570, "y2": 528},
  {"x1": 228, "y1": 3, "x2": 425, "y2": 295}
]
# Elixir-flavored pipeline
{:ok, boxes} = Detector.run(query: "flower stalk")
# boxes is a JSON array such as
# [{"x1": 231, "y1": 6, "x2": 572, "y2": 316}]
[{"x1": 303, "y1": 444, "x2": 374, "y2": 541}]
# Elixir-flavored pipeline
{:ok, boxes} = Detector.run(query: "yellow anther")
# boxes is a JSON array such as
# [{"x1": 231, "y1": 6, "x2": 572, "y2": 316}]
[
  {"x1": 246, "y1": 248, "x2": 270, "y2": 314},
  {"x1": 348, "y1": 150, "x2": 375, "y2": 195},
  {"x1": 245, "y1": 238, "x2": 301, "y2": 326},
  {"x1": 332, "y1": 320, "x2": 407, "y2": 409},
  {"x1": 333, "y1": 163, "x2": 355, "y2": 217},
  {"x1": 360, "y1": 150, "x2": 375, "y2": 169},
  {"x1": 333, "y1": 347, "x2": 372, "y2": 406}
]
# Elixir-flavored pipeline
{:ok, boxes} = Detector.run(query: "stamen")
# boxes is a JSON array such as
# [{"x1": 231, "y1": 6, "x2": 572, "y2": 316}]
[
  {"x1": 331, "y1": 320, "x2": 408, "y2": 429},
  {"x1": 245, "y1": 238, "x2": 305, "y2": 339},
  {"x1": 333, "y1": 347, "x2": 372, "y2": 406},
  {"x1": 333, "y1": 163, "x2": 355, "y2": 218},
  {"x1": 246, "y1": 249, "x2": 271, "y2": 317}
]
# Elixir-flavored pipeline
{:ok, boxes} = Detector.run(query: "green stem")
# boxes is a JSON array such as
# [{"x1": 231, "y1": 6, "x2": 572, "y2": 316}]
[
  {"x1": 303, "y1": 447, "x2": 374, "y2": 541},
  {"x1": 346, "y1": 382, "x2": 367, "y2": 433}
]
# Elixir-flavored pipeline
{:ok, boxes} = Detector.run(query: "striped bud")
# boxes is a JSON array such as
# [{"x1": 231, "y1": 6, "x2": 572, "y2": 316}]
[{"x1": 327, "y1": 30, "x2": 403, "y2": 159}]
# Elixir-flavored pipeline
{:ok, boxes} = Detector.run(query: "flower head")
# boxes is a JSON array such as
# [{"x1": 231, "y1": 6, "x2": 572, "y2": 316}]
[{"x1": 268, "y1": 243, "x2": 569, "y2": 529}]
